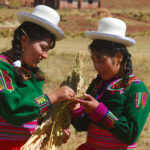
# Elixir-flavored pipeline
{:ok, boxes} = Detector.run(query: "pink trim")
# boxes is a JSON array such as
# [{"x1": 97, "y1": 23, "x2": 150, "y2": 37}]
[
  {"x1": 0, "y1": 55, "x2": 12, "y2": 64},
  {"x1": 71, "y1": 105, "x2": 85, "y2": 118},
  {"x1": 90, "y1": 102, "x2": 108, "y2": 123}
]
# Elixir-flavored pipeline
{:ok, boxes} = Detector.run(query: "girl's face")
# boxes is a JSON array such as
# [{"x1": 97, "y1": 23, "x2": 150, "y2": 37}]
[
  {"x1": 91, "y1": 51, "x2": 123, "y2": 81},
  {"x1": 20, "y1": 36, "x2": 52, "y2": 67}
]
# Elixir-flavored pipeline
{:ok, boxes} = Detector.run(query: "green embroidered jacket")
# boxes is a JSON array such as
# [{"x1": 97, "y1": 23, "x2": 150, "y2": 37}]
[
  {"x1": 72, "y1": 75, "x2": 150, "y2": 144},
  {"x1": 0, "y1": 55, "x2": 50, "y2": 125}
]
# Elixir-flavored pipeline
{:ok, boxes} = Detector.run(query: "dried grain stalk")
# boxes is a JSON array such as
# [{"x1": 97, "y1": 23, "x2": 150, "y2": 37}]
[{"x1": 21, "y1": 52, "x2": 85, "y2": 150}]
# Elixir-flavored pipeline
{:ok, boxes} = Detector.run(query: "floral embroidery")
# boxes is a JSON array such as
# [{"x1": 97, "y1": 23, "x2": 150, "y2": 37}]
[
  {"x1": 120, "y1": 90, "x2": 124, "y2": 94},
  {"x1": 107, "y1": 75, "x2": 140, "y2": 92},
  {"x1": 135, "y1": 92, "x2": 148, "y2": 109},
  {"x1": 102, "y1": 111, "x2": 119, "y2": 128}
]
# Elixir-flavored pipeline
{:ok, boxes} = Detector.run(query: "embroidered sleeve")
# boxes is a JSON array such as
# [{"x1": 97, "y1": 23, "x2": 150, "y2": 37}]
[
  {"x1": 35, "y1": 94, "x2": 52, "y2": 115},
  {"x1": 0, "y1": 70, "x2": 51, "y2": 125}
]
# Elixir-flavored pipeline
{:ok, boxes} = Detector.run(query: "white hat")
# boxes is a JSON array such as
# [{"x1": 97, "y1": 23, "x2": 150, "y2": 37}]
[
  {"x1": 85, "y1": 17, "x2": 136, "y2": 47},
  {"x1": 17, "y1": 5, "x2": 64, "y2": 41}
]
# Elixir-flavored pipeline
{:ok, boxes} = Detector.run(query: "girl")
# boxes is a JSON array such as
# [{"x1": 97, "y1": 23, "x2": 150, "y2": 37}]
[
  {"x1": 71, "y1": 17, "x2": 150, "y2": 150},
  {"x1": 0, "y1": 5, "x2": 75, "y2": 149}
]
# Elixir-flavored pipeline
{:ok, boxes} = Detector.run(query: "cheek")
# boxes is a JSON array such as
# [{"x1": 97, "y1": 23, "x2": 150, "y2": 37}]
[
  {"x1": 108, "y1": 60, "x2": 120, "y2": 73},
  {"x1": 105, "y1": 60, "x2": 116, "y2": 71},
  {"x1": 93, "y1": 62, "x2": 102, "y2": 71},
  {"x1": 27, "y1": 44, "x2": 41, "y2": 58},
  {"x1": 30, "y1": 45, "x2": 39, "y2": 54},
  {"x1": 22, "y1": 45, "x2": 38, "y2": 61}
]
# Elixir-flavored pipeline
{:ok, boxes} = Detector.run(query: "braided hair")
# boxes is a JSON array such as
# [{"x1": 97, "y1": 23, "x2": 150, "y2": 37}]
[
  {"x1": 12, "y1": 21, "x2": 56, "y2": 81},
  {"x1": 88, "y1": 40, "x2": 132, "y2": 87}
]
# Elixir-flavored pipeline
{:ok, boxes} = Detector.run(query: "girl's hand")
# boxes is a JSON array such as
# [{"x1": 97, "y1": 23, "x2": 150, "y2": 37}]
[
  {"x1": 68, "y1": 102, "x2": 80, "y2": 111},
  {"x1": 73, "y1": 93, "x2": 99, "y2": 114},
  {"x1": 62, "y1": 128, "x2": 71, "y2": 143},
  {"x1": 47, "y1": 86, "x2": 76, "y2": 104}
]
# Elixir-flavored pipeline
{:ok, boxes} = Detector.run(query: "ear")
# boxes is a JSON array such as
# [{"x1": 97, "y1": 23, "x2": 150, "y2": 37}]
[
  {"x1": 116, "y1": 52, "x2": 123, "y2": 64},
  {"x1": 20, "y1": 35, "x2": 29, "y2": 49}
]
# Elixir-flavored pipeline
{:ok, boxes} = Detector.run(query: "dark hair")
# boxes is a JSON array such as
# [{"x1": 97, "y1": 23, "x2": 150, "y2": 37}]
[
  {"x1": 88, "y1": 39, "x2": 132, "y2": 87},
  {"x1": 12, "y1": 21, "x2": 56, "y2": 81}
]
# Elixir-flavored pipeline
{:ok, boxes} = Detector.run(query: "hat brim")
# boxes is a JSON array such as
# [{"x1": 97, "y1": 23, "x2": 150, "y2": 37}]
[
  {"x1": 17, "y1": 12, "x2": 64, "y2": 41},
  {"x1": 85, "y1": 31, "x2": 136, "y2": 47}
]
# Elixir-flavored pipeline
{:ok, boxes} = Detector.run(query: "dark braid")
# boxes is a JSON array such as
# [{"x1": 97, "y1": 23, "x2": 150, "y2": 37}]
[
  {"x1": 12, "y1": 27, "x2": 23, "y2": 61},
  {"x1": 119, "y1": 47, "x2": 132, "y2": 86},
  {"x1": 12, "y1": 21, "x2": 56, "y2": 81},
  {"x1": 88, "y1": 40, "x2": 133, "y2": 87},
  {"x1": 12, "y1": 26, "x2": 25, "y2": 81}
]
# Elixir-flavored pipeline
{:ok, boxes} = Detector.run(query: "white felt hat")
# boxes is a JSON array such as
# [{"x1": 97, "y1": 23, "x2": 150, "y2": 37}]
[
  {"x1": 85, "y1": 17, "x2": 136, "y2": 46},
  {"x1": 17, "y1": 5, "x2": 64, "y2": 41}
]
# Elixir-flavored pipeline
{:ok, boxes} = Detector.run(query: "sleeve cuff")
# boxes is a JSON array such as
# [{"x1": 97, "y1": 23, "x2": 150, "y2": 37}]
[
  {"x1": 102, "y1": 110, "x2": 119, "y2": 128},
  {"x1": 71, "y1": 105, "x2": 85, "y2": 118},
  {"x1": 89, "y1": 102, "x2": 108, "y2": 123},
  {"x1": 35, "y1": 94, "x2": 52, "y2": 115}
]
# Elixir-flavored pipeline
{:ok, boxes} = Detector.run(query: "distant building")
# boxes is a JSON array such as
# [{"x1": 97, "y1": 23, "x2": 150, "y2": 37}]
[
  {"x1": 0, "y1": 0, "x2": 9, "y2": 5},
  {"x1": 34, "y1": 0, "x2": 60, "y2": 9},
  {"x1": 0, "y1": 0, "x2": 102, "y2": 9},
  {"x1": 34, "y1": 0, "x2": 43, "y2": 6}
]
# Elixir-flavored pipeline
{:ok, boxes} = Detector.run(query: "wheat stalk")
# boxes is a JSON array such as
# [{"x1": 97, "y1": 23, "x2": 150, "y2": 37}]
[{"x1": 21, "y1": 52, "x2": 85, "y2": 150}]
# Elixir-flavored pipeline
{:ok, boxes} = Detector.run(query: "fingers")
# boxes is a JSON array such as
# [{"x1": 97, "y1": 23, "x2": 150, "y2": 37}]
[
  {"x1": 73, "y1": 98, "x2": 86, "y2": 104},
  {"x1": 66, "y1": 86, "x2": 76, "y2": 96},
  {"x1": 62, "y1": 86, "x2": 76, "y2": 99},
  {"x1": 74, "y1": 93, "x2": 94, "y2": 101},
  {"x1": 83, "y1": 93, "x2": 94, "y2": 101},
  {"x1": 63, "y1": 128, "x2": 71, "y2": 143},
  {"x1": 73, "y1": 95, "x2": 87, "y2": 99},
  {"x1": 68, "y1": 102, "x2": 80, "y2": 111},
  {"x1": 73, "y1": 93, "x2": 95, "y2": 105}
]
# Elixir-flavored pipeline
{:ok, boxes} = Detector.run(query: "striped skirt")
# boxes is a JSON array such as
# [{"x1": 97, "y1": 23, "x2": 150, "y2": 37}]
[
  {"x1": 77, "y1": 123, "x2": 136, "y2": 150},
  {"x1": 0, "y1": 115, "x2": 37, "y2": 149}
]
